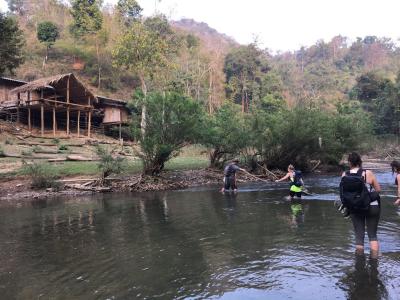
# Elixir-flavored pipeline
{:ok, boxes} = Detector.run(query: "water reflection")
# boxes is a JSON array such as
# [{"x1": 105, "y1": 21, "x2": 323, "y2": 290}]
[
  {"x1": 340, "y1": 255, "x2": 387, "y2": 300},
  {"x1": 0, "y1": 176, "x2": 399, "y2": 299},
  {"x1": 290, "y1": 199, "x2": 304, "y2": 228}
]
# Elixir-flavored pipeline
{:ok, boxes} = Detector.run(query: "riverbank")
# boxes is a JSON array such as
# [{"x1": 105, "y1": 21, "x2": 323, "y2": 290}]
[
  {"x1": 0, "y1": 168, "x2": 282, "y2": 203},
  {"x1": 0, "y1": 154, "x2": 394, "y2": 205}
]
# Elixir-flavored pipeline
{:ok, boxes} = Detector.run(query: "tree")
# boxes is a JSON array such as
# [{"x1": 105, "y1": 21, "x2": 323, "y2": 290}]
[
  {"x1": 113, "y1": 16, "x2": 179, "y2": 133},
  {"x1": 224, "y1": 44, "x2": 270, "y2": 112},
  {"x1": 5, "y1": 0, "x2": 25, "y2": 16},
  {"x1": 0, "y1": 13, "x2": 25, "y2": 75},
  {"x1": 201, "y1": 103, "x2": 250, "y2": 168},
  {"x1": 351, "y1": 72, "x2": 398, "y2": 134},
  {"x1": 70, "y1": 0, "x2": 103, "y2": 89},
  {"x1": 116, "y1": 0, "x2": 142, "y2": 26},
  {"x1": 37, "y1": 21, "x2": 59, "y2": 67},
  {"x1": 130, "y1": 92, "x2": 205, "y2": 175}
]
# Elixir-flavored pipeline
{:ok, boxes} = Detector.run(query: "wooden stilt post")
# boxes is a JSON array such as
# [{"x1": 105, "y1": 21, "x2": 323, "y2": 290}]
[
  {"x1": 53, "y1": 107, "x2": 56, "y2": 137},
  {"x1": 67, "y1": 75, "x2": 70, "y2": 136},
  {"x1": 17, "y1": 93, "x2": 20, "y2": 124},
  {"x1": 87, "y1": 110, "x2": 91, "y2": 138},
  {"x1": 119, "y1": 123, "x2": 122, "y2": 140},
  {"x1": 28, "y1": 91, "x2": 31, "y2": 131},
  {"x1": 77, "y1": 110, "x2": 80, "y2": 137},
  {"x1": 67, "y1": 107, "x2": 70, "y2": 135},
  {"x1": 41, "y1": 103, "x2": 44, "y2": 137}
]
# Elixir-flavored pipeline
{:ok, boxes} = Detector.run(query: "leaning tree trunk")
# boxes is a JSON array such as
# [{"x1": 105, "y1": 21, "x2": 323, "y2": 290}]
[{"x1": 139, "y1": 73, "x2": 148, "y2": 137}]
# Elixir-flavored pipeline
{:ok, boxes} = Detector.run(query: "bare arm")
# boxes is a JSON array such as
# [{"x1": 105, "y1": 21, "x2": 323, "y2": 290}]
[
  {"x1": 275, "y1": 172, "x2": 290, "y2": 182},
  {"x1": 366, "y1": 170, "x2": 381, "y2": 192},
  {"x1": 396, "y1": 174, "x2": 400, "y2": 206}
]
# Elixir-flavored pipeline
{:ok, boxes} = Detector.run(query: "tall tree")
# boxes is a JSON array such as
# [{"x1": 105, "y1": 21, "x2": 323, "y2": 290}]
[
  {"x1": 112, "y1": 15, "x2": 178, "y2": 133},
  {"x1": 0, "y1": 13, "x2": 25, "y2": 75},
  {"x1": 37, "y1": 21, "x2": 59, "y2": 67},
  {"x1": 116, "y1": 0, "x2": 142, "y2": 26},
  {"x1": 224, "y1": 44, "x2": 270, "y2": 112},
  {"x1": 70, "y1": 0, "x2": 103, "y2": 89}
]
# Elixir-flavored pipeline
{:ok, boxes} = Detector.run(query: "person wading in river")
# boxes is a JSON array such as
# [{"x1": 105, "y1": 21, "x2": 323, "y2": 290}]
[
  {"x1": 341, "y1": 152, "x2": 381, "y2": 258},
  {"x1": 221, "y1": 159, "x2": 246, "y2": 193},
  {"x1": 275, "y1": 164, "x2": 304, "y2": 200},
  {"x1": 390, "y1": 160, "x2": 400, "y2": 207}
]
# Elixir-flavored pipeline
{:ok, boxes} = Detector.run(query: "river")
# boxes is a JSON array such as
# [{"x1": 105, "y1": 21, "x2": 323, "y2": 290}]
[{"x1": 0, "y1": 173, "x2": 399, "y2": 299}]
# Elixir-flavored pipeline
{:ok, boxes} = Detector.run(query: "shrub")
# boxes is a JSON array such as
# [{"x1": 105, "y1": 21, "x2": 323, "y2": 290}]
[
  {"x1": 0, "y1": 145, "x2": 5, "y2": 157},
  {"x1": 32, "y1": 145, "x2": 42, "y2": 153},
  {"x1": 5, "y1": 139, "x2": 13, "y2": 145},
  {"x1": 21, "y1": 149, "x2": 33, "y2": 156},
  {"x1": 22, "y1": 161, "x2": 61, "y2": 190},
  {"x1": 130, "y1": 92, "x2": 205, "y2": 175},
  {"x1": 58, "y1": 144, "x2": 68, "y2": 151},
  {"x1": 96, "y1": 146, "x2": 125, "y2": 184}
]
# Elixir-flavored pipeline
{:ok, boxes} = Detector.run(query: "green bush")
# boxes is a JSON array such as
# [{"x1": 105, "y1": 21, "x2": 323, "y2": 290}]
[
  {"x1": 130, "y1": 92, "x2": 205, "y2": 175},
  {"x1": 58, "y1": 144, "x2": 68, "y2": 151},
  {"x1": 22, "y1": 161, "x2": 61, "y2": 190},
  {"x1": 250, "y1": 108, "x2": 373, "y2": 170},
  {"x1": 0, "y1": 145, "x2": 5, "y2": 157},
  {"x1": 21, "y1": 149, "x2": 33, "y2": 156},
  {"x1": 96, "y1": 146, "x2": 125, "y2": 184}
]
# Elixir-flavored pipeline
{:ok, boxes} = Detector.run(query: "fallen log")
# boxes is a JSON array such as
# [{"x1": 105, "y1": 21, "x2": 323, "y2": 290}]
[
  {"x1": 66, "y1": 155, "x2": 98, "y2": 161},
  {"x1": 64, "y1": 183, "x2": 111, "y2": 192},
  {"x1": 48, "y1": 158, "x2": 67, "y2": 162}
]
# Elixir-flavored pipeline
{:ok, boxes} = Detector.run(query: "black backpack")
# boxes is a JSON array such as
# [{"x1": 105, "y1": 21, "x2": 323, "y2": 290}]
[
  {"x1": 339, "y1": 169, "x2": 371, "y2": 212},
  {"x1": 293, "y1": 170, "x2": 303, "y2": 187}
]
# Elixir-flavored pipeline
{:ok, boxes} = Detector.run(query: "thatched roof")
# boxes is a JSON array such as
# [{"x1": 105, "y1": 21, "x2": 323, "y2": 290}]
[{"x1": 10, "y1": 73, "x2": 96, "y2": 103}]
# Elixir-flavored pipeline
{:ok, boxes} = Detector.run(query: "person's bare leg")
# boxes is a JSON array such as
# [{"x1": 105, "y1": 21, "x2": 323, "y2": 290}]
[
  {"x1": 370, "y1": 241, "x2": 379, "y2": 258},
  {"x1": 355, "y1": 245, "x2": 364, "y2": 256}
]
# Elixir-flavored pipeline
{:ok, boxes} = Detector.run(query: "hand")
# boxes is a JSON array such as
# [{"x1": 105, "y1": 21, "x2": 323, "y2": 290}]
[{"x1": 395, "y1": 198, "x2": 400, "y2": 206}]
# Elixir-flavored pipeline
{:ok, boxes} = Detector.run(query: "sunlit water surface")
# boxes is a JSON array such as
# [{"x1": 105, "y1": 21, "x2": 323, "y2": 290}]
[{"x1": 0, "y1": 173, "x2": 399, "y2": 299}]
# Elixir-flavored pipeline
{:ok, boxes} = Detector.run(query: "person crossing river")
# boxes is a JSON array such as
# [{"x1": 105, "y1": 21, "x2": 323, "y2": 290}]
[
  {"x1": 275, "y1": 164, "x2": 304, "y2": 199},
  {"x1": 220, "y1": 158, "x2": 246, "y2": 193}
]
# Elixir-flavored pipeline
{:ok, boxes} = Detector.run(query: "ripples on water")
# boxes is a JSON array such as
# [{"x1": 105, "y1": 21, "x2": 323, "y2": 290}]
[{"x1": 0, "y1": 173, "x2": 399, "y2": 299}]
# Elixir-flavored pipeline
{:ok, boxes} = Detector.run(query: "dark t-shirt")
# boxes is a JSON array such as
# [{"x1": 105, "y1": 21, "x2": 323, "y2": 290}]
[{"x1": 224, "y1": 163, "x2": 240, "y2": 177}]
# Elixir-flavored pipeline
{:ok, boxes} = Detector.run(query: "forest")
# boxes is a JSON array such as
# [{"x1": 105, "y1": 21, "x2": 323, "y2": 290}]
[{"x1": 1, "y1": 0, "x2": 399, "y2": 175}]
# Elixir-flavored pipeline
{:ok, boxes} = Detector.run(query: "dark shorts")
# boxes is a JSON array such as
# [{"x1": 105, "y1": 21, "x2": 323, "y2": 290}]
[
  {"x1": 350, "y1": 205, "x2": 381, "y2": 246},
  {"x1": 224, "y1": 175, "x2": 237, "y2": 190},
  {"x1": 289, "y1": 191, "x2": 302, "y2": 198}
]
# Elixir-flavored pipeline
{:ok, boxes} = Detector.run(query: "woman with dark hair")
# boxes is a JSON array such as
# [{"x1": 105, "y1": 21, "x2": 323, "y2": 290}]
[
  {"x1": 342, "y1": 152, "x2": 381, "y2": 258},
  {"x1": 390, "y1": 160, "x2": 400, "y2": 206}
]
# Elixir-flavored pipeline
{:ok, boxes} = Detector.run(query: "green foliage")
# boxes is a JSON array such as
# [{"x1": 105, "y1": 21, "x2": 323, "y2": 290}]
[
  {"x1": 22, "y1": 161, "x2": 61, "y2": 190},
  {"x1": 52, "y1": 138, "x2": 60, "y2": 144},
  {"x1": 112, "y1": 16, "x2": 179, "y2": 93},
  {"x1": 0, "y1": 145, "x2": 5, "y2": 157},
  {"x1": 351, "y1": 71, "x2": 399, "y2": 134},
  {"x1": 69, "y1": 0, "x2": 103, "y2": 38},
  {"x1": 37, "y1": 21, "x2": 59, "y2": 47},
  {"x1": 201, "y1": 103, "x2": 250, "y2": 168},
  {"x1": 0, "y1": 13, "x2": 25, "y2": 75},
  {"x1": 96, "y1": 146, "x2": 125, "y2": 182},
  {"x1": 224, "y1": 44, "x2": 271, "y2": 111},
  {"x1": 58, "y1": 144, "x2": 68, "y2": 151},
  {"x1": 130, "y1": 92, "x2": 205, "y2": 175},
  {"x1": 251, "y1": 108, "x2": 373, "y2": 170},
  {"x1": 116, "y1": 0, "x2": 142, "y2": 26}
]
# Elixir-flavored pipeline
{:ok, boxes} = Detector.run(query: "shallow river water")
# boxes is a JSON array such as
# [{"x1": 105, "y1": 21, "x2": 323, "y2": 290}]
[{"x1": 1, "y1": 173, "x2": 400, "y2": 299}]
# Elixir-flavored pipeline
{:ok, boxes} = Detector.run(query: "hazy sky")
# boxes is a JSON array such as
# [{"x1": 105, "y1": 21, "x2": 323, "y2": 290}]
[{"x1": 1, "y1": 0, "x2": 400, "y2": 51}]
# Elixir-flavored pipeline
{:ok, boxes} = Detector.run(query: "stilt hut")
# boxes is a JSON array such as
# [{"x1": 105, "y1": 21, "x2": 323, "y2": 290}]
[{"x1": 10, "y1": 73, "x2": 96, "y2": 137}]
